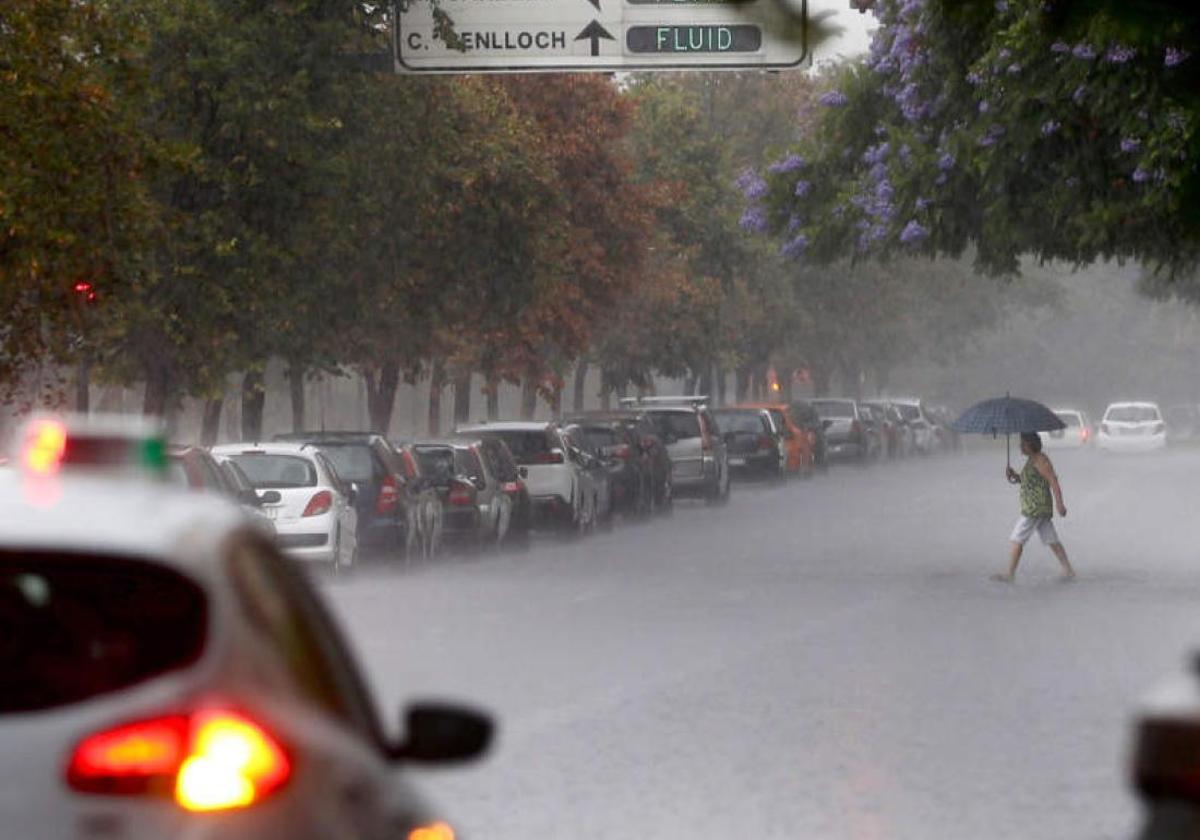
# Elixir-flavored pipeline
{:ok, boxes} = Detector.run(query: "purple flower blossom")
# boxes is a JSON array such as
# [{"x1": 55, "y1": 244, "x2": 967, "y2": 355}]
[
  {"x1": 995, "y1": 0, "x2": 1009, "y2": 12},
  {"x1": 1167, "y1": 111, "x2": 1188, "y2": 131},
  {"x1": 819, "y1": 90, "x2": 849, "y2": 107},
  {"x1": 862, "y1": 143, "x2": 890, "y2": 165},
  {"x1": 1007, "y1": 63, "x2": 1022, "y2": 75},
  {"x1": 978, "y1": 100, "x2": 990, "y2": 114},
  {"x1": 1041, "y1": 119, "x2": 1061, "y2": 136},
  {"x1": 1120, "y1": 137, "x2": 1141, "y2": 153},
  {"x1": 1065, "y1": 176, "x2": 1079, "y2": 188},
  {"x1": 1050, "y1": 40, "x2": 1070, "y2": 54},
  {"x1": 1105, "y1": 45, "x2": 1136, "y2": 64},
  {"x1": 1132, "y1": 167, "x2": 1150, "y2": 184},
  {"x1": 1072, "y1": 43, "x2": 1097, "y2": 60},
  {"x1": 937, "y1": 151, "x2": 956, "y2": 171},
  {"x1": 781, "y1": 234, "x2": 809, "y2": 260},
  {"x1": 1165, "y1": 47, "x2": 1191, "y2": 67},
  {"x1": 997, "y1": 48, "x2": 1012, "y2": 61},
  {"x1": 768, "y1": 154, "x2": 806, "y2": 175},
  {"x1": 735, "y1": 169, "x2": 768, "y2": 201},
  {"x1": 786, "y1": 214, "x2": 802, "y2": 233},
  {"x1": 794, "y1": 180, "x2": 812, "y2": 198},
  {"x1": 915, "y1": 196, "x2": 932, "y2": 211},
  {"x1": 739, "y1": 206, "x2": 769, "y2": 233},
  {"x1": 966, "y1": 71, "x2": 984, "y2": 86},
  {"x1": 1072, "y1": 84, "x2": 1087, "y2": 105},
  {"x1": 900, "y1": 220, "x2": 930, "y2": 245}
]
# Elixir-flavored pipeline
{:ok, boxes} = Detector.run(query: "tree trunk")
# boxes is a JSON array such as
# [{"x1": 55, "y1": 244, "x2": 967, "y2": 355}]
[
  {"x1": 780, "y1": 368, "x2": 795, "y2": 404},
  {"x1": 550, "y1": 384, "x2": 563, "y2": 418},
  {"x1": 427, "y1": 359, "x2": 445, "y2": 435},
  {"x1": 698, "y1": 365, "x2": 713, "y2": 400},
  {"x1": 572, "y1": 360, "x2": 589, "y2": 413},
  {"x1": 735, "y1": 366, "x2": 751, "y2": 403},
  {"x1": 201, "y1": 397, "x2": 223, "y2": 446},
  {"x1": 485, "y1": 372, "x2": 500, "y2": 420},
  {"x1": 75, "y1": 358, "x2": 90, "y2": 413},
  {"x1": 288, "y1": 364, "x2": 306, "y2": 432},
  {"x1": 143, "y1": 366, "x2": 170, "y2": 416},
  {"x1": 811, "y1": 364, "x2": 831, "y2": 397},
  {"x1": 598, "y1": 370, "x2": 613, "y2": 411},
  {"x1": 241, "y1": 370, "x2": 266, "y2": 441},
  {"x1": 520, "y1": 375, "x2": 538, "y2": 420},
  {"x1": 365, "y1": 361, "x2": 400, "y2": 434},
  {"x1": 684, "y1": 375, "x2": 697, "y2": 396},
  {"x1": 715, "y1": 367, "x2": 727, "y2": 406},
  {"x1": 453, "y1": 369, "x2": 472, "y2": 425}
]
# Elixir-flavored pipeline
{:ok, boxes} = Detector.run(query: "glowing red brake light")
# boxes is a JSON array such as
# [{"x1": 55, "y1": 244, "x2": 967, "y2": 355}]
[
  {"x1": 302, "y1": 490, "x2": 333, "y2": 517},
  {"x1": 377, "y1": 474, "x2": 400, "y2": 514},
  {"x1": 67, "y1": 710, "x2": 290, "y2": 812},
  {"x1": 448, "y1": 480, "x2": 476, "y2": 506},
  {"x1": 611, "y1": 444, "x2": 633, "y2": 460}
]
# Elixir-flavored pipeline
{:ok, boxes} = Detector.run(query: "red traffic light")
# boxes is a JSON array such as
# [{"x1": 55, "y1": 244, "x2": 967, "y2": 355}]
[{"x1": 73, "y1": 281, "x2": 97, "y2": 302}]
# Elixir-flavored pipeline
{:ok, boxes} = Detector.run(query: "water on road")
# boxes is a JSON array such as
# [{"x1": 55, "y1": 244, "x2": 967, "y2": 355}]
[{"x1": 325, "y1": 447, "x2": 1200, "y2": 840}]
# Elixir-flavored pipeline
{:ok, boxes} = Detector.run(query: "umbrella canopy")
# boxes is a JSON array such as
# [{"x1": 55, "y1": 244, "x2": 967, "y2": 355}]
[{"x1": 951, "y1": 396, "x2": 1066, "y2": 436}]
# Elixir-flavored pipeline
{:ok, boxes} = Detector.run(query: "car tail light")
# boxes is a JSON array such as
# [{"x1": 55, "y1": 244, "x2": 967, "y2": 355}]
[
  {"x1": 67, "y1": 710, "x2": 290, "y2": 812},
  {"x1": 1081, "y1": 427, "x2": 1090, "y2": 442},
  {"x1": 377, "y1": 474, "x2": 400, "y2": 514},
  {"x1": 502, "y1": 481, "x2": 521, "y2": 494},
  {"x1": 610, "y1": 444, "x2": 633, "y2": 460},
  {"x1": 302, "y1": 490, "x2": 333, "y2": 517},
  {"x1": 529, "y1": 450, "x2": 564, "y2": 465},
  {"x1": 448, "y1": 480, "x2": 476, "y2": 506}
]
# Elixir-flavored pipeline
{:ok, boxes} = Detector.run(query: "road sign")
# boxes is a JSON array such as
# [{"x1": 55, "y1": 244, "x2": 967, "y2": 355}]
[{"x1": 393, "y1": 0, "x2": 808, "y2": 73}]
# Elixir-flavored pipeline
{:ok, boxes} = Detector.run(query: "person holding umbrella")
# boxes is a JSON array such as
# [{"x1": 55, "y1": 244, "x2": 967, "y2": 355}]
[
  {"x1": 950, "y1": 395, "x2": 1077, "y2": 583},
  {"x1": 994, "y1": 431, "x2": 1075, "y2": 582}
]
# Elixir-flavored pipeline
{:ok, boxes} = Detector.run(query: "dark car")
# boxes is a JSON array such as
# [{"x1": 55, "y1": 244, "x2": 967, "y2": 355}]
[
  {"x1": 810, "y1": 399, "x2": 869, "y2": 463},
  {"x1": 169, "y1": 445, "x2": 278, "y2": 537},
  {"x1": 273, "y1": 431, "x2": 440, "y2": 560},
  {"x1": 413, "y1": 437, "x2": 530, "y2": 549},
  {"x1": 856, "y1": 402, "x2": 888, "y2": 461},
  {"x1": 564, "y1": 413, "x2": 671, "y2": 517},
  {"x1": 789, "y1": 400, "x2": 830, "y2": 472},
  {"x1": 621, "y1": 397, "x2": 730, "y2": 505},
  {"x1": 713, "y1": 407, "x2": 786, "y2": 480}
]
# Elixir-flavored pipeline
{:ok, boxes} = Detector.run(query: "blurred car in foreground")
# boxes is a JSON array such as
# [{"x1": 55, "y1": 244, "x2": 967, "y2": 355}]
[
  {"x1": 1044, "y1": 409, "x2": 1093, "y2": 449},
  {"x1": 738, "y1": 402, "x2": 816, "y2": 477},
  {"x1": 620, "y1": 396, "x2": 730, "y2": 504},
  {"x1": 0, "y1": 472, "x2": 490, "y2": 839},
  {"x1": 212, "y1": 442, "x2": 359, "y2": 571},
  {"x1": 1098, "y1": 402, "x2": 1167, "y2": 453},
  {"x1": 274, "y1": 432, "x2": 438, "y2": 561},
  {"x1": 457, "y1": 421, "x2": 600, "y2": 533},
  {"x1": 811, "y1": 399, "x2": 869, "y2": 463},
  {"x1": 713, "y1": 407, "x2": 785, "y2": 480}
]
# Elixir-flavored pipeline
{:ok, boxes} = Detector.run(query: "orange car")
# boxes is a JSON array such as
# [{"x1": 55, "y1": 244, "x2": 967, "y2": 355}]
[{"x1": 737, "y1": 403, "x2": 817, "y2": 477}]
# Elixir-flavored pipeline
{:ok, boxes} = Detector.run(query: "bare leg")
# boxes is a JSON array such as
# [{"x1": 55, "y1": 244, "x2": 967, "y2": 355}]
[
  {"x1": 993, "y1": 542, "x2": 1022, "y2": 582},
  {"x1": 1049, "y1": 542, "x2": 1075, "y2": 580}
]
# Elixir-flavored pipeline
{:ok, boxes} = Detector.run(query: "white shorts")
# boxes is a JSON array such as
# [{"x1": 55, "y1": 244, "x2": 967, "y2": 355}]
[{"x1": 1010, "y1": 516, "x2": 1060, "y2": 546}]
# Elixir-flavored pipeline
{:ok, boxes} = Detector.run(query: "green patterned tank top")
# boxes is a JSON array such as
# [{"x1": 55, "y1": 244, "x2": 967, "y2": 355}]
[{"x1": 1019, "y1": 458, "x2": 1053, "y2": 519}]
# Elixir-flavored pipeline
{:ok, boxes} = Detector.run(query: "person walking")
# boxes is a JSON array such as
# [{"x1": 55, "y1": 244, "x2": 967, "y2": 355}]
[{"x1": 993, "y1": 431, "x2": 1076, "y2": 582}]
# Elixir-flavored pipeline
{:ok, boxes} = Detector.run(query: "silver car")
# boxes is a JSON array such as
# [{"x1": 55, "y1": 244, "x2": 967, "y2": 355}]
[{"x1": 620, "y1": 397, "x2": 730, "y2": 504}]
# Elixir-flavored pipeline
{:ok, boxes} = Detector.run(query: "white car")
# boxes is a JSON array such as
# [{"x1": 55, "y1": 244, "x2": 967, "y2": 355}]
[
  {"x1": 1044, "y1": 409, "x2": 1094, "y2": 449},
  {"x1": 1097, "y1": 401, "x2": 1167, "y2": 453},
  {"x1": 0, "y1": 429, "x2": 491, "y2": 840},
  {"x1": 212, "y1": 443, "x2": 359, "y2": 570},
  {"x1": 890, "y1": 398, "x2": 937, "y2": 454},
  {"x1": 457, "y1": 421, "x2": 600, "y2": 533}
]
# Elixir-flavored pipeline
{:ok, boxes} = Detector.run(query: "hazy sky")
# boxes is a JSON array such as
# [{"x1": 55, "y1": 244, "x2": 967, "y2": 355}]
[{"x1": 810, "y1": 1, "x2": 877, "y2": 63}]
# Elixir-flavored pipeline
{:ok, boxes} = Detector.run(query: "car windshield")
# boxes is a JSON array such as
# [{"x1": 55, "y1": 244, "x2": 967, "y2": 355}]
[
  {"x1": 648, "y1": 412, "x2": 701, "y2": 440},
  {"x1": 894, "y1": 404, "x2": 921, "y2": 422},
  {"x1": 716, "y1": 412, "x2": 768, "y2": 434},
  {"x1": 1107, "y1": 406, "x2": 1160, "y2": 423},
  {"x1": 1056, "y1": 413, "x2": 1082, "y2": 428},
  {"x1": 488, "y1": 431, "x2": 553, "y2": 465},
  {"x1": 0, "y1": 552, "x2": 206, "y2": 714},
  {"x1": 314, "y1": 444, "x2": 377, "y2": 482},
  {"x1": 581, "y1": 427, "x2": 619, "y2": 449},
  {"x1": 228, "y1": 454, "x2": 317, "y2": 488},
  {"x1": 812, "y1": 401, "x2": 855, "y2": 418}
]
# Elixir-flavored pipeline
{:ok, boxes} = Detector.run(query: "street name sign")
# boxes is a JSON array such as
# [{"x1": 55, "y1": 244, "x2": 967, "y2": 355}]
[{"x1": 393, "y1": 0, "x2": 808, "y2": 73}]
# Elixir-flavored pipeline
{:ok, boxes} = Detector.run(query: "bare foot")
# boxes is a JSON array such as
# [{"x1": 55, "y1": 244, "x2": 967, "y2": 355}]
[{"x1": 990, "y1": 573, "x2": 1014, "y2": 583}]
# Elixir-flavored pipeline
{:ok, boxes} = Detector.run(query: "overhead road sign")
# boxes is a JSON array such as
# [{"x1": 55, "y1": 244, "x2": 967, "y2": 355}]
[{"x1": 393, "y1": 0, "x2": 809, "y2": 73}]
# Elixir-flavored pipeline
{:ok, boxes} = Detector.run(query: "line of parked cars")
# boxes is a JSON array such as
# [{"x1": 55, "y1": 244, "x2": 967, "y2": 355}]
[{"x1": 161, "y1": 394, "x2": 965, "y2": 573}]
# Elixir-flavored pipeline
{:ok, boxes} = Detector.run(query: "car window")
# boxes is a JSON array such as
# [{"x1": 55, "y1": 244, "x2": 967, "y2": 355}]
[
  {"x1": 227, "y1": 537, "x2": 381, "y2": 742},
  {"x1": 813, "y1": 400, "x2": 855, "y2": 418},
  {"x1": 489, "y1": 431, "x2": 555, "y2": 464},
  {"x1": 582, "y1": 426, "x2": 619, "y2": 449},
  {"x1": 458, "y1": 448, "x2": 485, "y2": 480},
  {"x1": 894, "y1": 404, "x2": 920, "y2": 422},
  {"x1": 0, "y1": 551, "x2": 206, "y2": 714},
  {"x1": 768, "y1": 410, "x2": 789, "y2": 433},
  {"x1": 488, "y1": 441, "x2": 519, "y2": 481},
  {"x1": 716, "y1": 412, "x2": 768, "y2": 434},
  {"x1": 229, "y1": 453, "x2": 317, "y2": 488},
  {"x1": 414, "y1": 446, "x2": 456, "y2": 479},
  {"x1": 648, "y1": 411, "x2": 701, "y2": 440},
  {"x1": 1106, "y1": 406, "x2": 1160, "y2": 423},
  {"x1": 1056, "y1": 413, "x2": 1081, "y2": 428},
  {"x1": 316, "y1": 444, "x2": 378, "y2": 483}
]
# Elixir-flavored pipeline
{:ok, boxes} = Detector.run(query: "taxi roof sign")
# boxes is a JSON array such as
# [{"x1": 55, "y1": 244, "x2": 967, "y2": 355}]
[{"x1": 14, "y1": 413, "x2": 168, "y2": 478}]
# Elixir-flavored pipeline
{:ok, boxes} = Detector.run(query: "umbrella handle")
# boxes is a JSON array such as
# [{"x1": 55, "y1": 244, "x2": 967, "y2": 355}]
[{"x1": 1007, "y1": 433, "x2": 1011, "y2": 470}]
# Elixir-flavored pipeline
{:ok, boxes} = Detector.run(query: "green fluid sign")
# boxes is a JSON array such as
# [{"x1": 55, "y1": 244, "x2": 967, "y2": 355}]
[{"x1": 626, "y1": 24, "x2": 762, "y2": 53}]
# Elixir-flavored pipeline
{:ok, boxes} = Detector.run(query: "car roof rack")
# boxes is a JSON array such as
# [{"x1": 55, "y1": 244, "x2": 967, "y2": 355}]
[{"x1": 618, "y1": 395, "x2": 709, "y2": 407}]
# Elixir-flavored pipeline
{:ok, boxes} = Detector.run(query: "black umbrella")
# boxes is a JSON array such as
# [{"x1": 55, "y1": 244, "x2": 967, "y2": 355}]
[{"x1": 950, "y1": 394, "x2": 1065, "y2": 467}]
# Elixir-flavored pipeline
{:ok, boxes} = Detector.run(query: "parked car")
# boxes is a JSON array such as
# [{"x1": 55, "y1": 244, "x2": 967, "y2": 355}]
[
  {"x1": 211, "y1": 442, "x2": 359, "y2": 571},
  {"x1": 565, "y1": 414, "x2": 666, "y2": 517},
  {"x1": 412, "y1": 438, "x2": 524, "y2": 549},
  {"x1": 0, "y1": 461, "x2": 491, "y2": 840},
  {"x1": 855, "y1": 401, "x2": 887, "y2": 461},
  {"x1": 168, "y1": 445, "x2": 277, "y2": 537},
  {"x1": 789, "y1": 400, "x2": 830, "y2": 471},
  {"x1": 1098, "y1": 401, "x2": 1167, "y2": 453},
  {"x1": 863, "y1": 400, "x2": 912, "y2": 458},
  {"x1": 713, "y1": 407, "x2": 786, "y2": 480},
  {"x1": 619, "y1": 396, "x2": 730, "y2": 504},
  {"x1": 1044, "y1": 409, "x2": 1094, "y2": 449},
  {"x1": 561, "y1": 423, "x2": 614, "y2": 528},
  {"x1": 738, "y1": 402, "x2": 817, "y2": 477},
  {"x1": 811, "y1": 399, "x2": 869, "y2": 463},
  {"x1": 891, "y1": 398, "x2": 938, "y2": 454},
  {"x1": 456, "y1": 421, "x2": 600, "y2": 533},
  {"x1": 274, "y1": 431, "x2": 439, "y2": 560}
]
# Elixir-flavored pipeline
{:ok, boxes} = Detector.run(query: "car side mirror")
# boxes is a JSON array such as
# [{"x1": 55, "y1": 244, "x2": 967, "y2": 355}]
[
  {"x1": 347, "y1": 482, "x2": 359, "y2": 505},
  {"x1": 257, "y1": 490, "x2": 281, "y2": 505},
  {"x1": 518, "y1": 466, "x2": 529, "y2": 479},
  {"x1": 390, "y1": 702, "x2": 493, "y2": 765}
]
